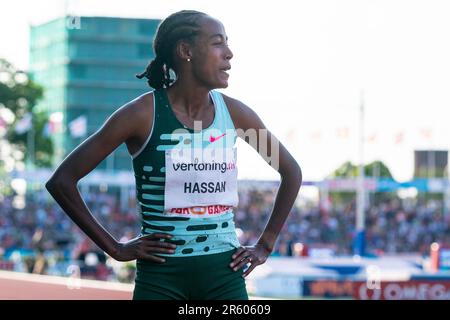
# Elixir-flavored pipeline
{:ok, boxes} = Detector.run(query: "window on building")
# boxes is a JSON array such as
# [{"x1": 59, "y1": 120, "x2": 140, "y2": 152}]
[{"x1": 69, "y1": 65, "x2": 86, "y2": 79}]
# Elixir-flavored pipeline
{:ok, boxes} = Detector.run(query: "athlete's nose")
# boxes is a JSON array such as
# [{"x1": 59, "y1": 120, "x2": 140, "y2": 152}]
[{"x1": 225, "y1": 46, "x2": 233, "y2": 61}]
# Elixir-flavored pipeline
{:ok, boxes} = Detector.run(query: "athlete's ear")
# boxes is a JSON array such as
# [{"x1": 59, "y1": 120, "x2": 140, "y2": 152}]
[{"x1": 176, "y1": 41, "x2": 193, "y2": 62}]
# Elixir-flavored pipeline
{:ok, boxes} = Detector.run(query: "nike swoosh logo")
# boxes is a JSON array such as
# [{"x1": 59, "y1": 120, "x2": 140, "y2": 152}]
[{"x1": 209, "y1": 133, "x2": 226, "y2": 143}]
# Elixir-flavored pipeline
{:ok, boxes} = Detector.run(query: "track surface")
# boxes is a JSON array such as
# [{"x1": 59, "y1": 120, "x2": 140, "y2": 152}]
[
  {"x1": 0, "y1": 270, "x2": 270, "y2": 300},
  {"x1": 0, "y1": 270, "x2": 134, "y2": 300}
]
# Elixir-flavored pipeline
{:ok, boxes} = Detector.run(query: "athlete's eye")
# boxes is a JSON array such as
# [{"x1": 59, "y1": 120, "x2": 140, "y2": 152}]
[{"x1": 213, "y1": 42, "x2": 229, "y2": 48}]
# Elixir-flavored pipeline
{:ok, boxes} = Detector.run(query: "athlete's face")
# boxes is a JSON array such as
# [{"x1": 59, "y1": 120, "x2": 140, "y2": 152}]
[{"x1": 191, "y1": 17, "x2": 233, "y2": 89}]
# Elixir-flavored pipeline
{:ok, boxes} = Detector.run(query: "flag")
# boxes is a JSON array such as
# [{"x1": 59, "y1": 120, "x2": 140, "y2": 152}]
[
  {"x1": 310, "y1": 130, "x2": 322, "y2": 142},
  {"x1": 68, "y1": 115, "x2": 87, "y2": 138},
  {"x1": 44, "y1": 112, "x2": 64, "y2": 137},
  {"x1": 366, "y1": 132, "x2": 377, "y2": 144},
  {"x1": 0, "y1": 115, "x2": 6, "y2": 130},
  {"x1": 0, "y1": 115, "x2": 6, "y2": 136},
  {"x1": 46, "y1": 112, "x2": 64, "y2": 136},
  {"x1": 285, "y1": 128, "x2": 299, "y2": 144},
  {"x1": 14, "y1": 113, "x2": 32, "y2": 134},
  {"x1": 394, "y1": 131, "x2": 404, "y2": 145},
  {"x1": 336, "y1": 127, "x2": 349, "y2": 139},
  {"x1": 420, "y1": 128, "x2": 432, "y2": 141}
]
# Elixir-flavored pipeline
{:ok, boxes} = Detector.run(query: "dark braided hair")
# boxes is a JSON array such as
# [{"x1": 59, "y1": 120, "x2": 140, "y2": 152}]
[{"x1": 136, "y1": 10, "x2": 207, "y2": 89}]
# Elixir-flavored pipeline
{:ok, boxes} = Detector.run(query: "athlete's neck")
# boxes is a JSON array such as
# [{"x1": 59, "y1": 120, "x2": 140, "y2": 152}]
[{"x1": 166, "y1": 81, "x2": 213, "y2": 118}]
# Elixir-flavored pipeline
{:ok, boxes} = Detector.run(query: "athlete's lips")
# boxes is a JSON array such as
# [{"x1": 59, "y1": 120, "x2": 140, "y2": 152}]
[{"x1": 219, "y1": 66, "x2": 231, "y2": 78}]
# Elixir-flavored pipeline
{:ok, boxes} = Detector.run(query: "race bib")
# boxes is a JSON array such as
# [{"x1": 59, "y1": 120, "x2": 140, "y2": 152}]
[{"x1": 164, "y1": 147, "x2": 238, "y2": 212}]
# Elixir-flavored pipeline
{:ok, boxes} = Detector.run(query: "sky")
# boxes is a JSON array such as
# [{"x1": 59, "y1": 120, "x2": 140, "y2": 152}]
[{"x1": 1, "y1": 0, "x2": 449, "y2": 182}]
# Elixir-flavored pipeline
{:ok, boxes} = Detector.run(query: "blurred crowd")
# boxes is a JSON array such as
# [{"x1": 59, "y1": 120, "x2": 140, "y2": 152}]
[
  {"x1": 0, "y1": 189, "x2": 138, "y2": 281},
  {"x1": 1, "y1": 186, "x2": 450, "y2": 281},
  {"x1": 237, "y1": 189, "x2": 450, "y2": 256}
]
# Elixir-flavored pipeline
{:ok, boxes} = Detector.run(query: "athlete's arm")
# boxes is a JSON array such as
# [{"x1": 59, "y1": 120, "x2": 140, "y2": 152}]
[
  {"x1": 223, "y1": 94, "x2": 302, "y2": 276},
  {"x1": 45, "y1": 93, "x2": 176, "y2": 263}
]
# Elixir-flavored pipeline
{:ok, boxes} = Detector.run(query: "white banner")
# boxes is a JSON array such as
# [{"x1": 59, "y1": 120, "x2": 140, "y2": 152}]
[{"x1": 164, "y1": 147, "x2": 238, "y2": 212}]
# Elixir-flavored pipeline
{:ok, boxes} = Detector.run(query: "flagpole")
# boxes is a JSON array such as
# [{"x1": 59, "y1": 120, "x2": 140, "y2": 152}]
[
  {"x1": 446, "y1": 163, "x2": 450, "y2": 216},
  {"x1": 355, "y1": 90, "x2": 366, "y2": 256},
  {"x1": 428, "y1": 149, "x2": 435, "y2": 179},
  {"x1": 26, "y1": 115, "x2": 35, "y2": 170}
]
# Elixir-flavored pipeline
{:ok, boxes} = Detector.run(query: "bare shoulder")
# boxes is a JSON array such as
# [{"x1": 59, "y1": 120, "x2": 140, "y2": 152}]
[
  {"x1": 118, "y1": 91, "x2": 154, "y2": 125},
  {"x1": 109, "y1": 91, "x2": 154, "y2": 139},
  {"x1": 87, "y1": 90, "x2": 155, "y2": 156},
  {"x1": 114, "y1": 91, "x2": 155, "y2": 156},
  {"x1": 221, "y1": 93, "x2": 264, "y2": 130}
]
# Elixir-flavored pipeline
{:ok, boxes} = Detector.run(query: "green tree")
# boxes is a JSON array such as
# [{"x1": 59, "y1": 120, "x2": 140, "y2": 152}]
[
  {"x1": 327, "y1": 160, "x2": 395, "y2": 205},
  {"x1": 0, "y1": 58, "x2": 53, "y2": 168},
  {"x1": 329, "y1": 160, "x2": 394, "y2": 178}
]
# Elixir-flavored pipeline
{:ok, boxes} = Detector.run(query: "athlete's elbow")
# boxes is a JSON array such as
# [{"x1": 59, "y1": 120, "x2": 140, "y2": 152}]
[
  {"x1": 45, "y1": 173, "x2": 75, "y2": 195},
  {"x1": 45, "y1": 177, "x2": 62, "y2": 195}
]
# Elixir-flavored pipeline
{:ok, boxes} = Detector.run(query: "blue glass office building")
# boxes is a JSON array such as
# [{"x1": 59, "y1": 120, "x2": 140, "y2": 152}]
[{"x1": 29, "y1": 16, "x2": 160, "y2": 171}]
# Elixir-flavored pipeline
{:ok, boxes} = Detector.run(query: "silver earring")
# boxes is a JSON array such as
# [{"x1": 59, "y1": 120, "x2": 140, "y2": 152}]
[{"x1": 187, "y1": 58, "x2": 191, "y2": 62}]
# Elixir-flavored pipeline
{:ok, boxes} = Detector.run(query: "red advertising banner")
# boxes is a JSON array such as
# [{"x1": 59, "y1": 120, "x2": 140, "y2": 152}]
[
  {"x1": 0, "y1": 261, "x2": 14, "y2": 271},
  {"x1": 354, "y1": 281, "x2": 450, "y2": 300}
]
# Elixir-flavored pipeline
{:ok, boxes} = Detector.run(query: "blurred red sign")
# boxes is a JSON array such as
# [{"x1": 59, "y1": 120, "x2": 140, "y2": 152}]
[
  {"x1": 0, "y1": 261, "x2": 15, "y2": 271},
  {"x1": 354, "y1": 281, "x2": 450, "y2": 300}
]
